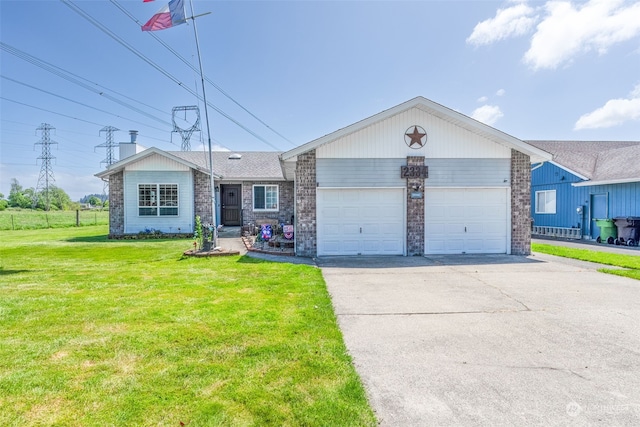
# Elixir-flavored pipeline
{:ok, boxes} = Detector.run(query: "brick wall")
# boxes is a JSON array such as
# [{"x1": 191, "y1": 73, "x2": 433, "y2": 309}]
[
  {"x1": 194, "y1": 170, "x2": 213, "y2": 226},
  {"x1": 108, "y1": 171, "x2": 124, "y2": 237},
  {"x1": 511, "y1": 149, "x2": 531, "y2": 255},
  {"x1": 406, "y1": 156, "x2": 425, "y2": 255},
  {"x1": 241, "y1": 181, "x2": 295, "y2": 225},
  {"x1": 295, "y1": 150, "x2": 317, "y2": 257}
]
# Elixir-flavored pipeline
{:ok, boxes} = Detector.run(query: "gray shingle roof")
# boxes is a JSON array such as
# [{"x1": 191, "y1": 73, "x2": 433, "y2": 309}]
[
  {"x1": 526, "y1": 140, "x2": 640, "y2": 182},
  {"x1": 170, "y1": 151, "x2": 285, "y2": 180}
]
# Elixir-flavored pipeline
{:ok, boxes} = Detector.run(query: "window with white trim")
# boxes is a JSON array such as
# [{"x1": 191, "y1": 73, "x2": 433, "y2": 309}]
[
  {"x1": 253, "y1": 185, "x2": 278, "y2": 211},
  {"x1": 535, "y1": 190, "x2": 556, "y2": 214},
  {"x1": 138, "y1": 184, "x2": 178, "y2": 216}
]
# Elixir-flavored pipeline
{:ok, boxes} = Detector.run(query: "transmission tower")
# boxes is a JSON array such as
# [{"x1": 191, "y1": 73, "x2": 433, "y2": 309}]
[
  {"x1": 96, "y1": 126, "x2": 119, "y2": 199},
  {"x1": 171, "y1": 106, "x2": 201, "y2": 151},
  {"x1": 97, "y1": 126, "x2": 119, "y2": 167},
  {"x1": 33, "y1": 123, "x2": 58, "y2": 211}
]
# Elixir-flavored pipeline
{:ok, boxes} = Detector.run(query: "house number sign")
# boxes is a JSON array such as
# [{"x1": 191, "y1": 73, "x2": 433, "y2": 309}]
[{"x1": 400, "y1": 165, "x2": 428, "y2": 179}]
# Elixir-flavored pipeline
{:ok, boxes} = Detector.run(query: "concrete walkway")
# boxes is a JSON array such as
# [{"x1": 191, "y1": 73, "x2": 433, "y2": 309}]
[{"x1": 318, "y1": 254, "x2": 640, "y2": 426}]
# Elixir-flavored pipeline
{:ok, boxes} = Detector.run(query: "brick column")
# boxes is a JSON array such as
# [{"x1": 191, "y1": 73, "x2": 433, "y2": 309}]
[
  {"x1": 406, "y1": 156, "x2": 425, "y2": 256},
  {"x1": 511, "y1": 149, "x2": 531, "y2": 255},
  {"x1": 295, "y1": 150, "x2": 317, "y2": 257},
  {"x1": 108, "y1": 171, "x2": 124, "y2": 237},
  {"x1": 194, "y1": 170, "x2": 213, "y2": 227}
]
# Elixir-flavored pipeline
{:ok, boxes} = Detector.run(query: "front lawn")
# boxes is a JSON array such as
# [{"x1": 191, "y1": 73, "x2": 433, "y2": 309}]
[
  {"x1": 0, "y1": 226, "x2": 376, "y2": 426},
  {"x1": 532, "y1": 243, "x2": 640, "y2": 281}
]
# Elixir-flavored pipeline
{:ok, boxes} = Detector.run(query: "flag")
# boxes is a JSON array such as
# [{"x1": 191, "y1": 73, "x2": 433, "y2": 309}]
[
  {"x1": 141, "y1": 0, "x2": 186, "y2": 31},
  {"x1": 143, "y1": 0, "x2": 155, "y2": 3}
]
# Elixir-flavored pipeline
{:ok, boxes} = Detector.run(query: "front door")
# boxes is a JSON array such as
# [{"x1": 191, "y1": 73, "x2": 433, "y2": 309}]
[
  {"x1": 590, "y1": 193, "x2": 607, "y2": 239},
  {"x1": 221, "y1": 184, "x2": 241, "y2": 226}
]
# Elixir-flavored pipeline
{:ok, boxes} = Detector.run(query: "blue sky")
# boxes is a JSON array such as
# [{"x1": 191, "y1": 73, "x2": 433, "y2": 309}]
[{"x1": 1, "y1": 0, "x2": 639, "y2": 201}]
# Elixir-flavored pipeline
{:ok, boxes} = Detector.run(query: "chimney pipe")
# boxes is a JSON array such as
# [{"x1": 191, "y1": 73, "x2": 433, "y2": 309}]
[{"x1": 129, "y1": 130, "x2": 138, "y2": 143}]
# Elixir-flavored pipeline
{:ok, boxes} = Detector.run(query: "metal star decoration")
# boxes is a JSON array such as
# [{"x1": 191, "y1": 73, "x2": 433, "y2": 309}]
[{"x1": 405, "y1": 126, "x2": 427, "y2": 148}]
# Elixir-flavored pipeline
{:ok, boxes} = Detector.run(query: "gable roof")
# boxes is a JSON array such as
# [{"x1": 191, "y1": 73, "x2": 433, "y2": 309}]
[
  {"x1": 172, "y1": 151, "x2": 286, "y2": 181},
  {"x1": 95, "y1": 147, "x2": 216, "y2": 179},
  {"x1": 527, "y1": 140, "x2": 640, "y2": 186},
  {"x1": 281, "y1": 96, "x2": 552, "y2": 163},
  {"x1": 96, "y1": 147, "x2": 286, "y2": 181}
]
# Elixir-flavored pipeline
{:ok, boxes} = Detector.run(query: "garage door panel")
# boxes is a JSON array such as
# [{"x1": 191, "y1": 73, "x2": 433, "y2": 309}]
[
  {"x1": 445, "y1": 239, "x2": 465, "y2": 252},
  {"x1": 318, "y1": 188, "x2": 405, "y2": 256},
  {"x1": 446, "y1": 222, "x2": 465, "y2": 234},
  {"x1": 342, "y1": 223, "x2": 360, "y2": 235},
  {"x1": 425, "y1": 188, "x2": 507, "y2": 254},
  {"x1": 429, "y1": 206, "x2": 447, "y2": 220}
]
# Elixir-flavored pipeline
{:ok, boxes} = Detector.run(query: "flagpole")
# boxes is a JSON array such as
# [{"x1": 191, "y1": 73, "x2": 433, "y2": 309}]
[{"x1": 187, "y1": 0, "x2": 217, "y2": 248}]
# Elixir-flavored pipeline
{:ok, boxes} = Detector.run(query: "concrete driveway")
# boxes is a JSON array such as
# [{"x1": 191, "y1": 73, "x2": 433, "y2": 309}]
[{"x1": 318, "y1": 254, "x2": 640, "y2": 426}]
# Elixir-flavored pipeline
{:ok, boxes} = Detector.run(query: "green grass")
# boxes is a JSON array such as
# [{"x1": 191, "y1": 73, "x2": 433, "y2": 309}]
[
  {"x1": 0, "y1": 209, "x2": 109, "y2": 230},
  {"x1": 0, "y1": 226, "x2": 376, "y2": 426},
  {"x1": 532, "y1": 243, "x2": 640, "y2": 281}
]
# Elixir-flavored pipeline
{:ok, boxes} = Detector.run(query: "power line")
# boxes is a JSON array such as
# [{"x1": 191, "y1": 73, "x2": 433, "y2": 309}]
[
  {"x1": 60, "y1": 0, "x2": 284, "y2": 151},
  {"x1": 1, "y1": 96, "x2": 105, "y2": 126},
  {"x1": 0, "y1": 42, "x2": 171, "y2": 127},
  {"x1": 109, "y1": 0, "x2": 296, "y2": 146},
  {"x1": 0, "y1": 96, "x2": 178, "y2": 146},
  {"x1": 1, "y1": 74, "x2": 170, "y2": 131}
]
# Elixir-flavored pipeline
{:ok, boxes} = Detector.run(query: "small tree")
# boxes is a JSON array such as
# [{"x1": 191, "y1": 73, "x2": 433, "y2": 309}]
[
  {"x1": 8, "y1": 179, "x2": 34, "y2": 208},
  {"x1": 88, "y1": 196, "x2": 102, "y2": 207},
  {"x1": 194, "y1": 215, "x2": 203, "y2": 249}
]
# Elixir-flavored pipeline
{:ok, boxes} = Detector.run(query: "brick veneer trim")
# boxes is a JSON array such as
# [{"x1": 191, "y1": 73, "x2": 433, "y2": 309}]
[
  {"x1": 511, "y1": 149, "x2": 532, "y2": 255},
  {"x1": 295, "y1": 150, "x2": 317, "y2": 257}
]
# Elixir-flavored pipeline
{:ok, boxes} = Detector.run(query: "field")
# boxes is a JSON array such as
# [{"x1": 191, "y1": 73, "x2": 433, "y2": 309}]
[
  {"x1": 0, "y1": 209, "x2": 109, "y2": 230},
  {"x1": 0, "y1": 226, "x2": 376, "y2": 426}
]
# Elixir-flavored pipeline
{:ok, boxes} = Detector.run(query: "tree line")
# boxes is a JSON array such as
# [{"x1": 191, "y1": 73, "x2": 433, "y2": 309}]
[{"x1": 0, "y1": 178, "x2": 108, "y2": 211}]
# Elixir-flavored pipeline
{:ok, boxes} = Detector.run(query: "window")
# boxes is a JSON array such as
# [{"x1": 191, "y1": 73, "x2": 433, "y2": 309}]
[
  {"x1": 253, "y1": 185, "x2": 278, "y2": 211},
  {"x1": 535, "y1": 190, "x2": 556, "y2": 214},
  {"x1": 138, "y1": 184, "x2": 178, "y2": 216}
]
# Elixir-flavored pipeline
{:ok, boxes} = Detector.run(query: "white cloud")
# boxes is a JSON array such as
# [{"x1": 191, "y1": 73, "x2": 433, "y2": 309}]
[
  {"x1": 525, "y1": 0, "x2": 640, "y2": 70},
  {"x1": 496, "y1": 89, "x2": 506, "y2": 96},
  {"x1": 574, "y1": 83, "x2": 640, "y2": 129},
  {"x1": 471, "y1": 105, "x2": 504, "y2": 126},
  {"x1": 477, "y1": 96, "x2": 489, "y2": 103},
  {"x1": 468, "y1": 0, "x2": 640, "y2": 70},
  {"x1": 467, "y1": 2, "x2": 537, "y2": 45}
]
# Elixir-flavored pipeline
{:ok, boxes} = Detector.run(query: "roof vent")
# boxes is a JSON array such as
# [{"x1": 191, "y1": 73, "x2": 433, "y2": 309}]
[{"x1": 228, "y1": 153, "x2": 242, "y2": 160}]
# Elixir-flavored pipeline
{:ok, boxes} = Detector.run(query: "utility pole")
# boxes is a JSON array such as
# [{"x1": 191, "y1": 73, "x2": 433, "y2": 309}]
[
  {"x1": 33, "y1": 123, "x2": 58, "y2": 211},
  {"x1": 97, "y1": 126, "x2": 119, "y2": 200}
]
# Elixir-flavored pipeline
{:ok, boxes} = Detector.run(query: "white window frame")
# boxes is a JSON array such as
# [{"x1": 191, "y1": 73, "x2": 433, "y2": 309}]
[
  {"x1": 138, "y1": 183, "x2": 179, "y2": 217},
  {"x1": 253, "y1": 184, "x2": 279, "y2": 212},
  {"x1": 535, "y1": 190, "x2": 556, "y2": 214}
]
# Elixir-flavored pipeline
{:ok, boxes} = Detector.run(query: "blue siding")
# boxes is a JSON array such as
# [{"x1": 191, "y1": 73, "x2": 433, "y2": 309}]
[{"x1": 531, "y1": 163, "x2": 640, "y2": 237}]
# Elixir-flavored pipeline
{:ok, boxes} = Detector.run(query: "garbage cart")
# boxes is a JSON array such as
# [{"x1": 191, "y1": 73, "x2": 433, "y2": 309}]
[
  {"x1": 613, "y1": 217, "x2": 640, "y2": 246},
  {"x1": 595, "y1": 218, "x2": 617, "y2": 244}
]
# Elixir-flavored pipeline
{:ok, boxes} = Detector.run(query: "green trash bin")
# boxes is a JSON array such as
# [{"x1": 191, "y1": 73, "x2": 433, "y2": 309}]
[{"x1": 595, "y1": 218, "x2": 617, "y2": 244}]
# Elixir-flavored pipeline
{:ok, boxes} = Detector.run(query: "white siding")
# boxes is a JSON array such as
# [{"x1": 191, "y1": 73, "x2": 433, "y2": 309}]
[
  {"x1": 316, "y1": 107, "x2": 511, "y2": 159},
  {"x1": 126, "y1": 153, "x2": 191, "y2": 172},
  {"x1": 124, "y1": 170, "x2": 194, "y2": 234},
  {"x1": 425, "y1": 159, "x2": 510, "y2": 187},
  {"x1": 317, "y1": 158, "x2": 510, "y2": 188},
  {"x1": 317, "y1": 158, "x2": 405, "y2": 187}
]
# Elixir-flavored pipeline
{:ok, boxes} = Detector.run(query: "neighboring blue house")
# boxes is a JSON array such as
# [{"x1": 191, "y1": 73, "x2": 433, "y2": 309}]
[{"x1": 528, "y1": 140, "x2": 640, "y2": 241}]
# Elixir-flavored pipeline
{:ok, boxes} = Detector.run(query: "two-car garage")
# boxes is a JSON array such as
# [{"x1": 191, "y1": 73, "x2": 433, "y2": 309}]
[
  {"x1": 317, "y1": 187, "x2": 509, "y2": 256},
  {"x1": 282, "y1": 97, "x2": 551, "y2": 258}
]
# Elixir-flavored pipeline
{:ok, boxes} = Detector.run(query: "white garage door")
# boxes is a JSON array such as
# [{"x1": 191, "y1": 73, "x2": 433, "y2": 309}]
[
  {"x1": 317, "y1": 188, "x2": 405, "y2": 256},
  {"x1": 425, "y1": 188, "x2": 508, "y2": 254}
]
